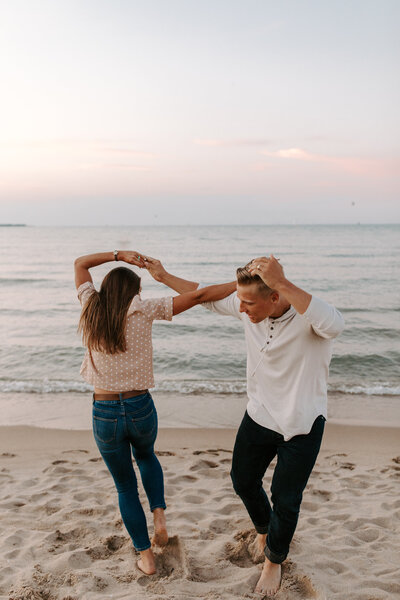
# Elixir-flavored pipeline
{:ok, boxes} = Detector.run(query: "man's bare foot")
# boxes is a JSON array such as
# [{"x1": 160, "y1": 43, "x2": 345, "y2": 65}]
[
  {"x1": 249, "y1": 532, "x2": 267, "y2": 563},
  {"x1": 255, "y1": 557, "x2": 281, "y2": 597},
  {"x1": 152, "y1": 507, "x2": 168, "y2": 547},
  {"x1": 137, "y1": 548, "x2": 156, "y2": 575}
]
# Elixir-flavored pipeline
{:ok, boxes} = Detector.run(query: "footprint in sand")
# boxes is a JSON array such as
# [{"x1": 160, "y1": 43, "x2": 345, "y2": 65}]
[
  {"x1": 225, "y1": 529, "x2": 257, "y2": 568},
  {"x1": 168, "y1": 474, "x2": 198, "y2": 484},
  {"x1": 86, "y1": 535, "x2": 127, "y2": 560},
  {"x1": 4, "y1": 532, "x2": 24, "y2": 560},
  {"x1": 0, "y1": 499, "x2": 25, "y2": 509},
  {"x1": 355, "y1": 527, "x2": 381, "y2": 543},
  {"x1": 195, "y1": 488, "x2": 211, "y2": 496},
  {"x1": 281, "y1": 560, "x2": 321, "y2": 598},
  {"x1": 151, "y1": 535, "x2": 189, "y2": 581},
  {"x1": 21, "y1": 477, "x2": 39, "y2": 488},
  {"x1": 192, "y1": 449, "x2": 220, "y2": 456},
  {"x1": 310, "y1": 489, "x2": 332, "y2": 500},
  {"x1": 190, "y1": 459, "x2": 219, "y2": 470},
  {"x1": 370, "y1": 515, "x2": 393, "y2": 528},
  {"x1": 209, "y1": 517, "x2": 233, "y2": 534},
  {"x1": 42, "y1": 465, "x2": 70, "y2": 475},
  {"x1": 184, "y1": 494, "x2": 205, "y2": 504},
  {"x1": 300, "y1": 501, "x2": 320, "y2": 512},
  {"x1": 215, "y1": 502, "x2": 241, "y2": 515},
  {"x1": 325, "y1": 453, "x2": 348, "y2": 459},
  {"x1": 315, "y1": 559, "x2": 349, "y2": 575}
]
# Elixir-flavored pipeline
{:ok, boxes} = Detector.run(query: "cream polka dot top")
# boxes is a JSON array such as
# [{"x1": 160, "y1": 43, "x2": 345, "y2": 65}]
[{"x1": 78, "y1": 281, "x2": 173, "y2": 391}]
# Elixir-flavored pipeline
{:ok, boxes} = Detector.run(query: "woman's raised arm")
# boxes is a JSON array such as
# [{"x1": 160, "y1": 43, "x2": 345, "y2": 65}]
[{"x1": 74, "y1": 251, "x2": 146, "y2": 289}]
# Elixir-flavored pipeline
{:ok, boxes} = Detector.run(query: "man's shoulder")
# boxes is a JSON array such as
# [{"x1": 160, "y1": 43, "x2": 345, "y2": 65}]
[{"x1": 203, "y1": 292, "x2": 241, "y2": 319}]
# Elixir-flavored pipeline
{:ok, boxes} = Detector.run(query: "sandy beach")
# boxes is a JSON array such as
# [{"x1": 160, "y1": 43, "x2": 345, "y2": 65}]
[{"x1": 1, "y1": 420, "x2": 399, "y2": 600}]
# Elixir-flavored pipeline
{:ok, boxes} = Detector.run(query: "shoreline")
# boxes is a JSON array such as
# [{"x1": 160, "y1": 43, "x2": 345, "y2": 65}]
[{"x1": 1, "y1": 391, "x2": 400, "y2": 431}]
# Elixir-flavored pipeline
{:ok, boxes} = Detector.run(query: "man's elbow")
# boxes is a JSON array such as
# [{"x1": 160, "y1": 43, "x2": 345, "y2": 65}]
[
  {"x1": 336, "y1": 314, "x2": 345, "y2": 337},
  {"x1": 327, "y1": 316, "x2": 345, "y2": 339}
]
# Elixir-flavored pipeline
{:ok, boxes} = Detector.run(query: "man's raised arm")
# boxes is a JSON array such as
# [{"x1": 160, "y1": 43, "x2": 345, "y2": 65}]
[
  {"x1": 144, "y1": 256, "x2": 199, "y2": 293},
  {"x1": 249, "y1": 255, "x2": 344, "y2": 338}
]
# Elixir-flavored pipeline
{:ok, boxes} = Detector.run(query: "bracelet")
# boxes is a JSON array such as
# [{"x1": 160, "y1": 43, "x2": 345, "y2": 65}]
[{"x1": 113, "y1": 250, "x2": 118, "y2": 261}]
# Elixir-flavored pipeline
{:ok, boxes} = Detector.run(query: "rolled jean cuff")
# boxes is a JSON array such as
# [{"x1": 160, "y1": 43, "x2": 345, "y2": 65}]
[
  {"x1": 150, "y1": 502, "x2": 167, "y2": 512},
  {"x1": 254, "y1": 522, "x2": 269, "y2": 535},
  {"x1": 135, "y1": 542, "x2": 151, "y2": 552},
  {"x1": 264, "y1": 542, "x2": 287, "y2": 564}
]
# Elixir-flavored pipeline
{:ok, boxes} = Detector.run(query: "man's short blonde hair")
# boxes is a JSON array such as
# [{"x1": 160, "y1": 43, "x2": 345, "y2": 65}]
[{"x1": 236, "y1": 261, "x2": 274, "y2": 297}]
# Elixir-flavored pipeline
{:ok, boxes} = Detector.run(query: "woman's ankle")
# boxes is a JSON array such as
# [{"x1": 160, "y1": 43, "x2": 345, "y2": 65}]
[
  {"x1": 138, "y1": 548, "x2": 156, "y2": 575},
  {"x1": 152, "y1": 508, "x2": 168, "y2": 546}
]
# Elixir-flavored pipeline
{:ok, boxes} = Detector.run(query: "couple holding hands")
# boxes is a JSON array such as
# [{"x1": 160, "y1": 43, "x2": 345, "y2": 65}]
[{"x1": 74, "y1": 249, "x2": 344, "y2": 596}]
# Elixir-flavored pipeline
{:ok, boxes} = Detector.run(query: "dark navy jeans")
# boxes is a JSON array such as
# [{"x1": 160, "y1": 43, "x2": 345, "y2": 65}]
[
  {"x1": 92, "y1": 392, "x2": 166, "y2": 551},
  {"x1": 231, "y1": 411, "x2": 325, "y2": 564}
]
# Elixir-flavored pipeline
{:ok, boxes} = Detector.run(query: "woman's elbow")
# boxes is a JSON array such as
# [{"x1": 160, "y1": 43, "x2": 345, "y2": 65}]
[{"x1": 74, "y1": 256, "x2": 86, "y2": 269}]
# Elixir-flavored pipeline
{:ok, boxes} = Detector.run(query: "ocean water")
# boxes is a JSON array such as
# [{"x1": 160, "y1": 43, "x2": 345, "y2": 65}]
[{"x1": 1, "y1": 225, "x2": 399, "y2": 427}]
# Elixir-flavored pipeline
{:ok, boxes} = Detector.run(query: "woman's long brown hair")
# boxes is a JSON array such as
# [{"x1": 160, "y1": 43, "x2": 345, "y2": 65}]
[{"x1": 78, "y1": 267, "x2": 141, "y2": 354}]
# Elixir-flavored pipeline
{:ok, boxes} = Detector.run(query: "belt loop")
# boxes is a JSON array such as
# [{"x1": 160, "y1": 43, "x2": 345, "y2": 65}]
[{"x1": 119, "y1": 392, "x2": 123, "y2": 405}]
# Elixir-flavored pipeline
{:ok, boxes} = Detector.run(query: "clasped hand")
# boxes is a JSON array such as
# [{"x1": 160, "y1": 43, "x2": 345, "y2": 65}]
[{"x1": 119, "y1": 252, "x2": 166, "y2": 282}]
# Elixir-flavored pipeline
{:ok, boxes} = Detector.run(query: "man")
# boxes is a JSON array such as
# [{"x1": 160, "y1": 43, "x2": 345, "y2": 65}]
[{"x1": 144, "y1": 254, "x2": 344, "y2": 596}]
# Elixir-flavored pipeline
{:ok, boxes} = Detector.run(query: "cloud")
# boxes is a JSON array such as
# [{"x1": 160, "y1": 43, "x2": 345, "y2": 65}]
[
  {"x1": 262, "y1": 148, "x2": 315, "y2": 160},
  {"x1": 194, "y1": 138, "x2": 274, "y2": 147},
  {"x1": 261, "y1": 147, "x2": 399, "y2": 177},
  {"x1": 97, "y1": 146, "x2": 156, "y2": 159},
  {"x1": 78, "y1": 162, "x2": 151, "y2": 172}
]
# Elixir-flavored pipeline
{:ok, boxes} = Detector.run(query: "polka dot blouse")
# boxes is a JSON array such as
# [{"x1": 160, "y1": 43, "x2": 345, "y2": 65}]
[{"x1": 78, "y1": 281, "x2": 173, "y2": 391}]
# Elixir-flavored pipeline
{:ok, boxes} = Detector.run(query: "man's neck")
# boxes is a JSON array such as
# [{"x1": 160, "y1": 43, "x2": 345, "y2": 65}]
[{"x1": 270, "y1": 302, "x2": 291, "y2": 319}]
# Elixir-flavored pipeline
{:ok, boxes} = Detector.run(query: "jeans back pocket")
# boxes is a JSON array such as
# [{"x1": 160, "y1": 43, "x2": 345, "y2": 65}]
[
  {"x1": 93, "y1": 415, "x2": 118, "y2": 444},
  {"x1": 131, "y1": 409, "x2": 157, "y2": 442}
]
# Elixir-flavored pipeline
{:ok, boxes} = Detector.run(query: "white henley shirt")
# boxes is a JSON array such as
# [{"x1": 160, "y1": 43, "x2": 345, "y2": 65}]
[{"x1": 203, "y1": 294, "x2": 344, "y2": 441}]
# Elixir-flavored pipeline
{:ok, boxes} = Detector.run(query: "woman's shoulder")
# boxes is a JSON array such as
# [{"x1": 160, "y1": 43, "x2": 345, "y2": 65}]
[{"x1": 77, "y1": 281, "x2": 96, "y2": 306}]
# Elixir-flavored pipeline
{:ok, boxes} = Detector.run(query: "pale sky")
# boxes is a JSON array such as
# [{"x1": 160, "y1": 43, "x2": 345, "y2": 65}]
[{"x1": 0, "y1": 0, "x2": 399, "y2": 225}]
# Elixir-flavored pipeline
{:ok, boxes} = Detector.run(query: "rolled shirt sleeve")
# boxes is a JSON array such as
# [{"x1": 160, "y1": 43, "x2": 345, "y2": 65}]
[
  {"x1": 77, "y1": 281, "x2": 96, "y2": 307},
  {"x1": 303, "y1": 295, "x2": 344, "y2": 339},
  {"x1": 140, "y1": 296, "x2": 173, "y2": 321},
  {"x1": 201, "y1": 291, "x2": 242, "y2": 320}
]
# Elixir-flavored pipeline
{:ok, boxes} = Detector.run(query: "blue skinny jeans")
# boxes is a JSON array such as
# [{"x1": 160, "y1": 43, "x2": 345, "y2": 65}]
[
  {"x1": 92, "y1": 392, "x2": 166, "y2": 551},
  {"x1": 231, "y1": 411, "x2": 325, "y2": 564}
]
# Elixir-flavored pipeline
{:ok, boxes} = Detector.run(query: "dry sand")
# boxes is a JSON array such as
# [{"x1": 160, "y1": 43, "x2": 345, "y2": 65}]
[{"x1": 0, "y1": 424, "x2": 399, "y2": 600}]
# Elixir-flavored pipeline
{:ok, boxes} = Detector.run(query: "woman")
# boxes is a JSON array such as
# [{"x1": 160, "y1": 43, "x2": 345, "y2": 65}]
[{"x1": 75, "y1": 249, "x2": 235, "y2": 576}]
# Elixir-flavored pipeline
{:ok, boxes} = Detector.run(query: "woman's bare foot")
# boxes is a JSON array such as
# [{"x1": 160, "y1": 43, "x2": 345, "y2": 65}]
[
  {"x1": 152, "y1": 507, "x2": 168, "y2": 547},
  {"x1": 137, "y1": 548, "x2": 156, "y2": 575},
  {"x1": 255, "y1": 557, "x2": 281, "y2": 596}
]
